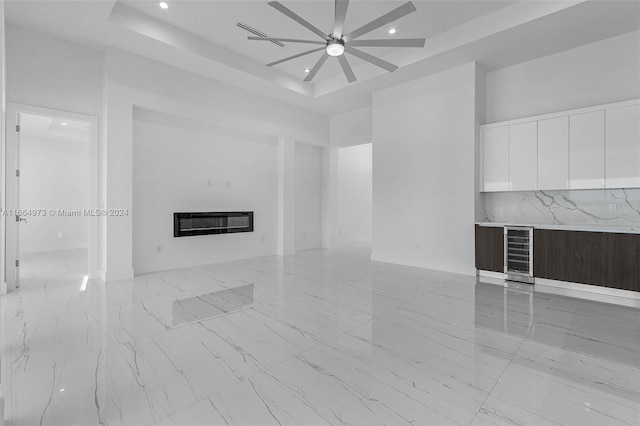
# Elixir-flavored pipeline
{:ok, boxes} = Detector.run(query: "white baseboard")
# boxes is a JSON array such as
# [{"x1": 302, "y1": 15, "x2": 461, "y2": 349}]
[
  {"x1": 371, "y1": 252, "x2": 476, "y2": 276},
  {"x1": 535, "y1": 277, "x2": 640, "y2": 307},
  {"x1": 478, "y1": 270, "x2": 505, "y2": 280},
  {"x1": 105, "y1": 268, "x2": 135, "y2": 283},
  {"x1": 476, "y1": 270, "x2": 640, "y2": 307},
  {"x1": 278, "y1": 248, "x2": 295, "y2": 256},
  {"x1": 477, "y1": 270, "x2": 506, "y2": 286}
]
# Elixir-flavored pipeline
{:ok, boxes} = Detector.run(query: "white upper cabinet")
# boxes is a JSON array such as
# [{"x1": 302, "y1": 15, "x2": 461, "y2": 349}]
[
  {"x1": 605, "y1": 105, "x2": 640, "y2": 188},
  {"x1": 483, "y1": 126, "x2": 509, "y2": 192},
  {"x1": 508, "y1": 122, "x2": 537, "y2": 191},
  {"x1": 538, "y1": 116, "x2": 569, "y2": 190},
  {"x1": 569, "y1": 110, "x2": 605, "y2": 189},
  {"x1": 480, "y1": 100, "x2": 639, "y2": 192}
]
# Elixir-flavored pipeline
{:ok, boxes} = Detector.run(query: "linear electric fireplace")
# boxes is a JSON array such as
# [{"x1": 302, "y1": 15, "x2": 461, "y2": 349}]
[{"x1": 174, "y1": 212, "x2": 254, "y2": 237}]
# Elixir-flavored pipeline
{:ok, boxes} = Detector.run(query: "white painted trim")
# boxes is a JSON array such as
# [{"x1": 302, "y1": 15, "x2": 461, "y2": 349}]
[
  {"x1": 371, "y1": 252, "x2": 476, "y2": 276},
  {"x1": 105, "y1": 268, "x2": 135, "y2": 283},
  {"x1": 278, "y1": 248, "x2": 296, "y2": 256},
  {"x1": 477, "y1": 272, "x2": 640, "y2": 307},
  {"x1": 478, "y1": 270, "x2": 506, "y2": 280},
  {"x1": 481, "y1": 98, "x2": 640, "y2": 129},
  {"x1": 535, "y1": 277, "x2": 640, "y2": 300}
]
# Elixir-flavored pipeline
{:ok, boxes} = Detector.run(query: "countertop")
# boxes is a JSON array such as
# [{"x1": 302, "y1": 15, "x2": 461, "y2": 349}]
[{"x1": 475, "y1": 222, "x2": 640, "y2": 234}]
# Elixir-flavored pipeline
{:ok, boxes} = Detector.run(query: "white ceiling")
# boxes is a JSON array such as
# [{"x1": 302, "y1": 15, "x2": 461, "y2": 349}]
[
  {"x1": 119, "y1": 0, "x2": 516, "y2": 81},
  {"x1": 20, "y1": 113, "x2": 89, "y2": 143},
  {"x1": 5, "y1": 1, "x2": 640, "y2": 115}
]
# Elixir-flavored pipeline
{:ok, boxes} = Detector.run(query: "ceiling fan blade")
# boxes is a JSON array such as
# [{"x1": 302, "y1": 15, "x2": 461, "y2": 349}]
[
  {"x1": 267, "y1": 47, "x2": 326, "y2": 67},
  {"x1": 338, "y1": 55, "x2": 356, "y2": 83},
  {"x1": 349, "y1": 38, "x2": 425, "y2": 48},
  {"x1": 248, "y1": 37, "x2": 326, "y2": 45},
  {"x1": 268, "y1": 2, "x2": 329, "y2": 41},
  {"x1": 333, "y1": 0, "x2": 350, "y2": 38},
  {"x1": 343, "y1": 2, "x2": 416, "y2": 42},
  {"x1": 344, "y1": 46, "x2": 398, "y2": 72},
  {"x1": 304, "y1": 52, "x2": 329, "y2": 82}
]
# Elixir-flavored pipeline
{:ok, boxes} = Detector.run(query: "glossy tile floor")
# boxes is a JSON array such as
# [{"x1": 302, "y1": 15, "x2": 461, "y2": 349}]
[{"x1": 1, "y1": 247, "x2": 639, "y2": 426}]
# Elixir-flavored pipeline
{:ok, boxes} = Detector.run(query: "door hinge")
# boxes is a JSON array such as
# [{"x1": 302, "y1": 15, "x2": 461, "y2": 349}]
[
  {"x1": 16, "y1": 170, "x2": 20, "y2": 177},
  {"x1": 15, "y1": 260, "x2": 19, "y2": 267},
  {"x1": 16, "y1": 125, "x2": 20, "y2": 132}
]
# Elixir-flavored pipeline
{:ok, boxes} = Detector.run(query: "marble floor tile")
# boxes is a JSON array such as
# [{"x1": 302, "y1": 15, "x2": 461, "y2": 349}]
[{"x1": 1, "y1": 247, "x2": 639, "y2": 426}]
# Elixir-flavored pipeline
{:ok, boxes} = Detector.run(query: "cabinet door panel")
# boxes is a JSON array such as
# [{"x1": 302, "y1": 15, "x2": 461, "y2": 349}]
[
  {"x1": 570, "y1": 111, "x2": 605, "y2": 189},
  {"x1": 475, "y1": 225, "x2": 504, "y2": 273},
  {"x1": 538, "y1": 117, "x2": 569, "y2": 190},
  {"x1": 509, "y1": 122, "x2": 538, "y2": 191},
  {"x1": 606, "y1": 105, "x2": 640, "y2": 188},
  {"x1": 533, "y1": 229, "x2": 566, "y2": 281},
  {"x1": 566, "y1": 231, "x2": 607, "y2": 286},
  {"x1": 607, "y1": 233, "x2": 640, "y2": 292},
  {"x1": 483, "y1": 127, "x2": 509, "y2": 192}
]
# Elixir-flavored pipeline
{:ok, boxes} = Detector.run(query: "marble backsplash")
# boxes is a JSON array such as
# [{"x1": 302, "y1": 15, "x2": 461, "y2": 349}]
[{"x1": 483, "y1": 188, "x2": 640, "y2": 226}]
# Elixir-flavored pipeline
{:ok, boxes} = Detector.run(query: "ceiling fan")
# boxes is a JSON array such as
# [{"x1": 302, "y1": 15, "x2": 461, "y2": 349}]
[{"x1": 248, "y1": 0, "x2": 425, "y2": 83}]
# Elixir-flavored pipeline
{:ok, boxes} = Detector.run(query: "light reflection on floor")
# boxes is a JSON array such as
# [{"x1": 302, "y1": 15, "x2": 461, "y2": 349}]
[{"x1": 0, "y1": 247, "x2": 638, "y2": 425}]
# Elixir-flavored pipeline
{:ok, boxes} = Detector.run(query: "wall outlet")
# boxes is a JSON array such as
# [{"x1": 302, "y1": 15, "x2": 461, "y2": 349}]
[
  {"x1": 513, "y1": 204, "x2": 521, "y2": 212},
  {"x1": 57, "y1": 232, "x2": 63, "y2": 238},
  {"x1": 207, "y1": 180, "x2": 212, "y2": 187},
  {"x1": 157, "y1": 245, "x2": 163, "y2": 253},
  {"x1": 609, "y1": 203, "x2": 617, "y2": 212},
  {"x1": 415, "y1": 243, "x2": 421, "y2": 250}
]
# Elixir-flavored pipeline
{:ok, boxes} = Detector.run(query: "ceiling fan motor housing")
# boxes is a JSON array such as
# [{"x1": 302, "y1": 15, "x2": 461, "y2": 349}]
[{"x1": 326, "y1": 38, "x2": 345, "y2": 56}]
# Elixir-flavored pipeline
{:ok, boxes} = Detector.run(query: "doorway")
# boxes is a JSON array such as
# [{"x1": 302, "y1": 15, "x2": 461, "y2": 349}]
[{"x1": 4, "y1": 104, "x2": 99, "y2": 292}]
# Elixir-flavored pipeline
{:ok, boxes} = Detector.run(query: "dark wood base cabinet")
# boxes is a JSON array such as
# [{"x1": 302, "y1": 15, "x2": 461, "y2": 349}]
[
  {"x1": 607, "y1": 233, "x2": 640, "y2": 292},
  {"x1": 475, "y1": 225, "x2": 504, "y2": 273},
  {"x1": 478, "y1": 226, "x2": 640, "y2": 292},
  {"x1": 533, "y1": 229, "x2": 640, "y2": 292},
  {"x1": 566, "y1": 231, "x2": 608, "y2": 287},
  {"x1": 533, "y1": 229, "x2": 567, "y2": 281}
]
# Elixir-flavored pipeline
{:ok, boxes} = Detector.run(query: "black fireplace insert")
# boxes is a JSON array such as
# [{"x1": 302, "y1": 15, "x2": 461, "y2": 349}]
[{"x1": 174, "y1": 212, "x2": 254, "y2": 237}]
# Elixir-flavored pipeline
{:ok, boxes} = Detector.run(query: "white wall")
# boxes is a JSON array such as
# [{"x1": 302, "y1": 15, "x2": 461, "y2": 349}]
[
  {"x1": 20, "y1": 136, "x2": 90, "y2": 253},
  {"x1": 329, "y1": 106, "x2": 372, "y2": 148},
  {"x1": 5, "y1": 25, "x2": 103, "y2": 116},
  {"x1": 103, "y1": 48, "x2": 329, "y2": 280},
  {"x1": 295, "y1": 143, "x2": 322, "y2": 251},
  {"x1": 132, "y1": 115, "x2": 278, "y2": 274},
  {"x1": 337, "y1": 143, "x2": 372, "y2": 245},
  {"x1": 487, "y1": 31, "x2": 640, "y2": 123},
  {"x1": 372, "y1": 63, "x2": 478, "y2": 275}
]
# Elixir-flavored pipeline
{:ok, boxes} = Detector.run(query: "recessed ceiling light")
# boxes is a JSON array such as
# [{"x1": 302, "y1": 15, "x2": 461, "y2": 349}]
[
  {"x1": 304, "y1": 68, "x2": 310, "y2": 73},
  {"x1": 159, "y1": 2, "x2": 169, "y2": 9},
  {"x1": 61, "y1": 122, "x2": 68, "y2": 126},
  {"x1": 388, "y1": 28, "x2": 396, "y2": 35}
]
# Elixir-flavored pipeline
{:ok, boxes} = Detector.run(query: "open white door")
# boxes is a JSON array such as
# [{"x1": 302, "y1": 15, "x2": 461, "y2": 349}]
[{"x1": 5, "y1": 112, "x2": 21, "y2": 291}]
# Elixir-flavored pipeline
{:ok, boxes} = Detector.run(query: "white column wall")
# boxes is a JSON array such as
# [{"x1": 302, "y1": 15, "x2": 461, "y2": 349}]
[{"x1": 278, "y1": 137, "x2": 296, "y2": 255}]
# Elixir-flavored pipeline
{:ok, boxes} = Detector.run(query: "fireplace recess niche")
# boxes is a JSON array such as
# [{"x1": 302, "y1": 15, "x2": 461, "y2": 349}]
[{"x1": 174, "y1": 212, "x2": 254, "y2": 237}]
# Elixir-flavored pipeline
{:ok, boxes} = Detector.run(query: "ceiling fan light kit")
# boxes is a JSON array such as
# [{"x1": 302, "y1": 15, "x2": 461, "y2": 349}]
[
  {"x1": 326, "y1": 39, "x2": 345, "y2": 57},
  {"x1": 248, "y1": 0, "x2": 426, "y2": 83}
]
